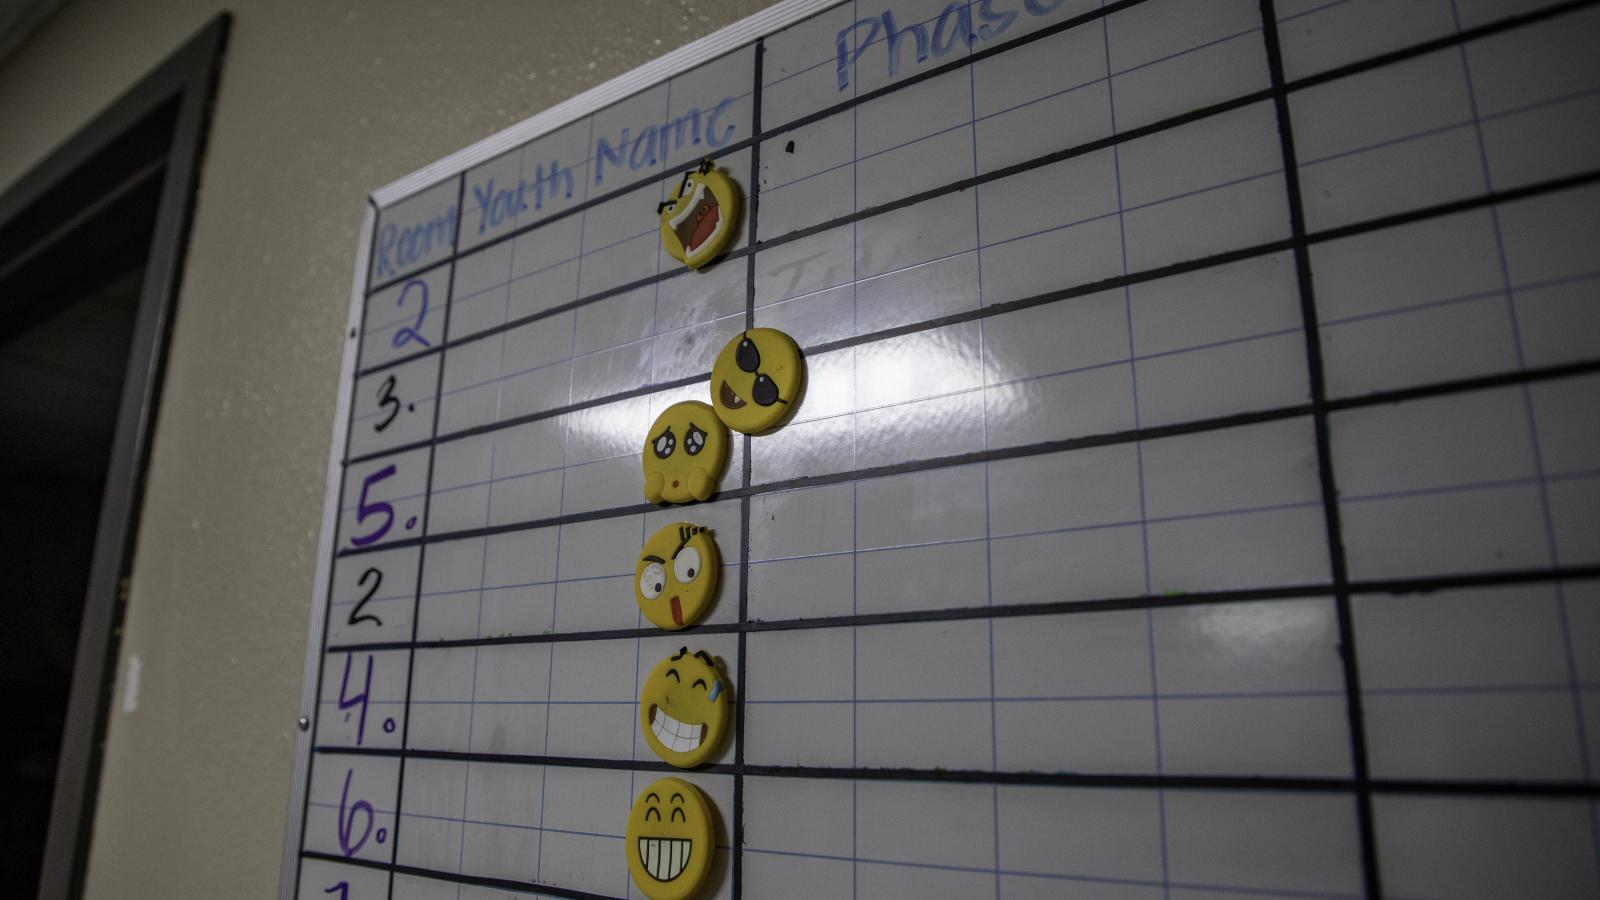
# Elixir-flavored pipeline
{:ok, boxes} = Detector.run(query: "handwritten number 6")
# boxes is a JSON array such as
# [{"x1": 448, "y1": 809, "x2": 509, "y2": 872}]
[
  {"x1": 349, "y1": 568, "x2": 383, "y2": 627},
  {"x1": 391, "y1": 278, "x2": 430, "y2": 349},
  {"x1": 350, "y1": 465, "x2": 395, "y2": 547},
  {"x1": 337, "y1": 768, "x2": 375, "y2": 857},
  {"x1": 375, "y1": 375, "x2": 400, "y2": 433}
]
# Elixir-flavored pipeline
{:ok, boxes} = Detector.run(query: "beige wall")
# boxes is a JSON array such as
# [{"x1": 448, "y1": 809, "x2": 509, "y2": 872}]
[{"x1": 0, "y1": 1, "x2": 768, "y2": 895}]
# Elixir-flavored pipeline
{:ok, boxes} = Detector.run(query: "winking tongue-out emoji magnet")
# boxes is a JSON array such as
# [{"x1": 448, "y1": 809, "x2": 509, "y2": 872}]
[
  {"x1": 639, "y1": 648, "x2": 731, "y2": 768},
  {"x1": 709, "y1": 328, "x2": 805, "y2": 435},
  {"x1": 642, "y1": 401, "x2": 728, "y2": 504},
  {"x1": 658, "y1": 158, "x2": 741, "y2": 270},
  {"x1": 637, "y1": 523, "x2": 720, "y2": 631},
  {"x1": 625, "y1": 776, "x2": 717, "y2": 900}
]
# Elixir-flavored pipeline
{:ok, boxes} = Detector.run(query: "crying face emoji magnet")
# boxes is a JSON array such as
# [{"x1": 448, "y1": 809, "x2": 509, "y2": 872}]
[
  {"x1": 710, "y1": 328, "x2": 804, "y2": 435},
  {"x1": 637, "y1": 523, "x2": 720, "y2": 631},
  {"x1": 643, "y1": 401, "x2": 729, "y2": 504},
  {"x1": 658, "y1": 159, "x2": 741, "y2": 270}
]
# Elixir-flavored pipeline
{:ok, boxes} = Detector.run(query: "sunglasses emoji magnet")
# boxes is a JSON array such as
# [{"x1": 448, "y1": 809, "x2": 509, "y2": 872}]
[
  {"x1": 643, "y1": 401, "x2": 729, "y2": 504},
  {"x1": 639, "y1": 647, "x2": 731, "y2": 768},
  {"x1": 658, "y1": 159, "x2": 741, "y2": 270},
  {"x1": 625, "y1": 776, "x2": 718, "y2": 900},
  {"x1": 710, "y1": 328, "x2": 805, "y2": 434},
  {"x1": 637, "y1": 523, "x2": 720, "y2": 631}
]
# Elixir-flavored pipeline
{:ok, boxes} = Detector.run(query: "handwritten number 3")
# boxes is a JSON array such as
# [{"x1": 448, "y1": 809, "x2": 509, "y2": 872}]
[
  {"x1": 375, "y1": 375, "x2": 400, "y2": 433},
  {"x1": 391, "y1": 278, "x2": 430, "y2": 349}
]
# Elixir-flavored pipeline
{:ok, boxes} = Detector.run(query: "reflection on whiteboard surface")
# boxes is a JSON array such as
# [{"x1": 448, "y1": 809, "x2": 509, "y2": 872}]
[{"x1": 288, "y1": 0, "x2": 1600, "y2": 898}]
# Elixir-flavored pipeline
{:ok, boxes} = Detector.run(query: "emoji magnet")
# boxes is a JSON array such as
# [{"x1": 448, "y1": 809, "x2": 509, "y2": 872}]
[
  {"x1": 709, "y1": 328, "x2": 805, "y2": 435},
  {"x1": 639, "y1": 648, "x2": 731, "y2": 768},
  {"x1": 637, "y1": 523, "x2": 720, "y2": 631},
  {"x1": 625, "y1": 776, "x2": 718, "y2": 900},
  {"x1": 658, "y1": 159, "x2": 741, "y2": 270},
  {"x1": 643, "y1": 401, "x2": 729, "y2": 504}
]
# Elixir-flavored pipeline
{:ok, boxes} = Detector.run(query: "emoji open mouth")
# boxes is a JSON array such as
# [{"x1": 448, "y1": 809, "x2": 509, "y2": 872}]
[
  {"x1": 670, "y1": 595, "x2": 684, "y2": 626},
  {"x1": 669, "y1": 181, "x2": 723, "y2": 256},
  {"x1": 638, "y1": 837, "x2": 692, "y2": 882},
  {"x1": 650, "y1": 705, "x2": 705, "y2": 753},
  {"x1": 718, "y1": 380, "x2": 746, "y2": 410}
]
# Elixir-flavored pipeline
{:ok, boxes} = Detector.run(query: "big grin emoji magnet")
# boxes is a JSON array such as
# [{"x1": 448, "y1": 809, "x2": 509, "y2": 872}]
[
  {"x1": 625, "y1": 776, "x2": 718, "y2": 900},
  {"x1": 639, "y1": 647, "x2": 731, "y2": 768},
  {"x1": 709, "y1": 328, "x2": 805, "y2": 434},
  {"x1": 637, "y1": 523, "x2": 720, "y2": 630},
  {"x1": 643, "y1": 401, "x2": 728, "y2": 504},
  {"x1": 658, "y1": 158, "x2": 741, "y2": 270}
]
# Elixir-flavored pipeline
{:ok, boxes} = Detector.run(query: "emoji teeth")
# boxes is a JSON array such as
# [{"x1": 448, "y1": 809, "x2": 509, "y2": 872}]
[
  {"x1": 639, "y1": 837, "x2": 692, "y2": 882},
  {"x1": 651, "y1": 706, "x2": 706, "y2": 753}
]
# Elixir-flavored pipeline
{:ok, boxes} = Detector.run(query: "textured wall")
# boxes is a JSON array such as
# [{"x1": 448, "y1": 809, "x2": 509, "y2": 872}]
[{"x1": 0, "y1": 1, "x2": 768, "y2": 896}]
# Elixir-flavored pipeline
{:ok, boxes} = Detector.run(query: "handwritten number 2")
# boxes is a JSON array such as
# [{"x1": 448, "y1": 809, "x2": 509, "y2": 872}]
[
  {"x1": 350, "y1": 465, "x2": 395, "y2": 547},
  {"x1": 375, "y1": 375, "x2": 400, "y2": 433},
  {"x1": 391, "y1": 278, "x2": 430, "y2": 349},
  {"x1": 349, "y1": 567, "x2": 383, "y2": 627}
]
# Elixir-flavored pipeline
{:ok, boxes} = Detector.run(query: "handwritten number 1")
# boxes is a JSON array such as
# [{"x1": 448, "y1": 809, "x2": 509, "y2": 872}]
[
  {"x1": 375, "y1": 375, "x2": 400, "y2": 432},
  {"x1": 391, "y1": 278, "x2": 430, "y2": 349},
  {"x1": 349, "y1": 568, "x2": 383, "y2": 627},
  {"x1": 324, "y1": 883, "x2": 349, "y2": 899}
]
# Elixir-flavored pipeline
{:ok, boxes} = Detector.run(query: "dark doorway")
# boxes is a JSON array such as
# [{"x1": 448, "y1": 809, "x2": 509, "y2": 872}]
[{"x1": 0, "y1": 16, "x2": 228, "y2": 899}]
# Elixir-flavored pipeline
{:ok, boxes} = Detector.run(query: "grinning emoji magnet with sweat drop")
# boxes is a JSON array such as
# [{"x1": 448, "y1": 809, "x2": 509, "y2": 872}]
[
  {"x1": 642, "y1": 401, "x2": 728, "y2": 504},
  {"x1": 636, "y1": 523, "x2": 720, "y2": 631},
  {"x1": 658, "y1": 158, "x2": 741, "y2": 270},
  {"x1": 709, "y1": 328, "x2": 805, "y2": 435},
  {"x1": 639, "y1": 647, "x2": 731, "y2": 768},
  {"x1": 625, "y1": 776, "x2": 717, "y2": 900}
]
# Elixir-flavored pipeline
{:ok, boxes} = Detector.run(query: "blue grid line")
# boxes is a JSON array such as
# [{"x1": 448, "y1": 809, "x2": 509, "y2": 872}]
[
  {"x1": 1448, "y1": 22, "x2": 1599, "y2": 892},
  {"x1": 1341, "y1": 468, "x2": 1600, "y2": 505},
  {"x1": 742, "y1": 843, "x2": 1361, "y2": 899}
]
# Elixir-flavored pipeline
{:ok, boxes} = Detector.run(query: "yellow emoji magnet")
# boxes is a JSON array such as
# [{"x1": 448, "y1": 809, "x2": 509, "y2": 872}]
[
  {"x1": 710, "y1": 328, "x2": 805, "y2": 435},
  {"x1": 658, "y1": 159, "x2": 741, "y2": 270},
  {"x1": 643, "y1": 401, "x2": 728, "y2": 504},
  {"x1": 639, "y1": 648, "x2": 731, "y2": 768},
  {"x1": 637, "y1": 523, "x2": 720, "y2": 630},
  {"x1": 625, "y1": 776, "x2": 718, "y2": 900}
]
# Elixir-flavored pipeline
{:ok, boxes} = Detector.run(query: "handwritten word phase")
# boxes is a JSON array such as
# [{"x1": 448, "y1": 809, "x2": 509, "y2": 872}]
[{"x1": 836, "y1": 0, "x2": 1067, "y2": 90}]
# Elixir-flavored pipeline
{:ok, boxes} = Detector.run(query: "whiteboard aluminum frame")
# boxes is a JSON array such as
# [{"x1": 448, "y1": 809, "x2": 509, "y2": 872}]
[{"x1": 281, "y1": 1, "x2": 842, "y2": 895}]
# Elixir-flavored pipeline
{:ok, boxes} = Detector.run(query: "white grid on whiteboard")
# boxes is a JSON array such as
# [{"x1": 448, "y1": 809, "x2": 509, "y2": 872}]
[{"x1": 296, "y1": 1, "x2": 1600, "y2": 898}]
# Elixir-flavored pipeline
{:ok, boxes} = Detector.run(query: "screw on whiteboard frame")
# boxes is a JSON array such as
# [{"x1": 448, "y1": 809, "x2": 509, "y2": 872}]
[{"x1": 298, "y1": 716, "x2": 311, "y2": 731}]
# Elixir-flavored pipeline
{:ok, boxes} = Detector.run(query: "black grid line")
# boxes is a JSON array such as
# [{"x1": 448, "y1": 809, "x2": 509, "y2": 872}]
[
  {"x1": 351, "y1": 0, "x2": 1598, "y2": 385},
  {"x1": 300, "y1": 1, "x2": 1600, "y2": 896},
  {"x1": 379, "y1": 177, "x2": 463, "y2": 900},
  {"x1": 335, "y1": 354, "x2": 1600, "y2": 562},
  {"x1": 1258, "y1": 1, "x2": 1379, "y2": 895},
  {"x1": 343, "y1": 160, "x2": 1600, "y2": 470}
]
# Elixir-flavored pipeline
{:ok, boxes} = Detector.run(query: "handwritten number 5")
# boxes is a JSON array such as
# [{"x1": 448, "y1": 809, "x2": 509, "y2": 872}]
[
  {"x1": 391, "y1": 278, "x2": 430, "y2": 349},
  {"x1": 375, "y1": 375, "x2": 400, "y2": 433},
  {"x1": 350, "y1": 465, "x2": 395, "y2": 547},
  {"x1": 349, "y1": 568, "x2": 384, "y2": 627}
]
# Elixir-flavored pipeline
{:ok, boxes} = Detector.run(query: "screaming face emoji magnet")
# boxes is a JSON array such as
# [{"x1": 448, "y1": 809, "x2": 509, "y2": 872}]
[
  {"x1": 637, "y1": 523, "x2": 720, "y2": 630},
  {"x1": 658, "y1": 159, "x2": 741, "y2": 270},
  {"x1": 639, "y1": 648, "x2": 730, "y2": 768},
  {"x1": 625, "y1": 777, "x2": 717, "y2": 900},
  {"x1": 643, "y1": 401, "x2": 728, "y2": 504},
  {"x1": 710, "y1": 328, "x2": 805, "y2": 434}
]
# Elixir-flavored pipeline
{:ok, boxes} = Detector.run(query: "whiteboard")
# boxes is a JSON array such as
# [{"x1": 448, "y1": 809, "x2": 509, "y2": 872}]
[{"x1": 283, "y1": 0, "x2": 1600, "y2": 897}]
